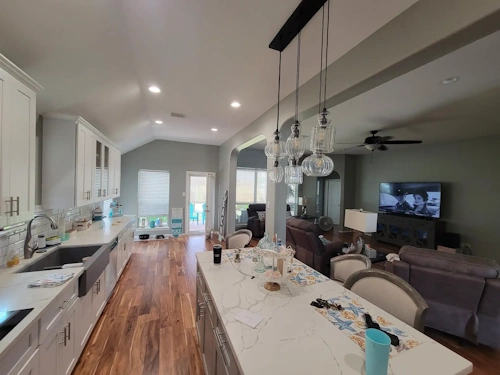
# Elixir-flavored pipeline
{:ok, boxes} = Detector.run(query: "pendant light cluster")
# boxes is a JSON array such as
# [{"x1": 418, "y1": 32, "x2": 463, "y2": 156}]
[
  {"x1": 302, "y1": 0, "x2": 335, "y2": 177},
  {"x1": 264, "y1": 52, "x2": 286, "y2": 183},
  {"x1": 266, "y1": 0, "x2": 335, "y2": 184}
]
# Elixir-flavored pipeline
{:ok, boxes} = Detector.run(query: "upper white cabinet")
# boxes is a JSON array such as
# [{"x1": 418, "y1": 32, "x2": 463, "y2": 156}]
[
  {"x1": 0, "y1": 54, "x2": 42, "y2": 228},
  {"x1": 42, "y1": 114, "x2": 121, "y2": 209}
]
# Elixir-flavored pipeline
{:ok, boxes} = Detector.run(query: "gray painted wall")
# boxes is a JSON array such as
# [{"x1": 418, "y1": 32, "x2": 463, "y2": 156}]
[
  {"x1": 121, "y1": 140, "x2": 219, "y2": 233},
  {"x1": 237, "y1": 148, "x2": 267, "y2": 169},
  {"x1": 217, "y1": 2, "x2": 500, "y2": 240},
  {"x1": 355, "y1": 136, "x2": 500, "y2": 261}
]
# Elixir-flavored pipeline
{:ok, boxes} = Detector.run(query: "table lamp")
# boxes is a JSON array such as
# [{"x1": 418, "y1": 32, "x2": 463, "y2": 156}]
[{"x1": 344, "y1": 209, "x2": 378, "y2": 252}]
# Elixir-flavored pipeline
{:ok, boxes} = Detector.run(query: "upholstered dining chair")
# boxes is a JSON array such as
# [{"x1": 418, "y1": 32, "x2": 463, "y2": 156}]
[
  {"x1": 330, "y1": 254, "x2": 372, "y2": 284},
  {"x1": 344, "y1": 269, "x2": 429, "y2": 332},
  {"x1": 225, "y1": 229, "x2": 253, "y2": 249}
]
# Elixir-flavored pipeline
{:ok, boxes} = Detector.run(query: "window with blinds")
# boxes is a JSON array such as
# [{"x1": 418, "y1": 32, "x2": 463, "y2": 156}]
[{"x1": 138, "y1": 170, "x2": 170, "y2": 228}]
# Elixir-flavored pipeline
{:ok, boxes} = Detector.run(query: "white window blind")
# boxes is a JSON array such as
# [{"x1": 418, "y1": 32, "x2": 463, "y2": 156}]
[{"x1": 138, "y1": 170, "x2": 170, "y2": 216}]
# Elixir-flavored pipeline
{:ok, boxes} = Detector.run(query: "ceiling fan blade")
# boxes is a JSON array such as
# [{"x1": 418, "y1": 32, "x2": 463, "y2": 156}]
[
  {"x1": 377, "y1": 136, "x2": 393, "y2": 142},
  {"x1": 338, "y1": 144, "x2": 365, "y2": 151},
  {"x1": 378, "y1": 145, "x2": 388, "y2": 151},
  {"x1": 335, "y1": 142, "x2": 364, "y2": 145},
  {"x1": 380, "y1": 140, "x2": 422, "y2": 145}
]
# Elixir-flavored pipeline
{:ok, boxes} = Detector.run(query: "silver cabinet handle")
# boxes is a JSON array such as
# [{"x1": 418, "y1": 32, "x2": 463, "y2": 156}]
[
  {"x1": 15, "y1": 197, "x2": 19, "y2": 215},
  {"x1": 60, "y1": 300, "x2": 70, "y2": 310},
  {"x1": 5, "y1": 197, "x2": 14, "y2": 216},
  {"x1": 60, "y1": 327, "x2": 67, "y2": 346},
  {"x1": 67, "y1": 322, "x2": 71, "y2": 341},
  {"x1": 215, "y1": 327, "x2": 230, "y2": 366}
]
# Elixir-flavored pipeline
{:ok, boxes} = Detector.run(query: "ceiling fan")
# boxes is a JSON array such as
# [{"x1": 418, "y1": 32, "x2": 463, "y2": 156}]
[{"x1": 338, "y1": 130, "x2": 422, "y2": 152}]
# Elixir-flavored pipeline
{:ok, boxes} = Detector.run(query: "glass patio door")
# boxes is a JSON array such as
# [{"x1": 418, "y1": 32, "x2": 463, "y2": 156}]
[{"x1": 186, "y1": 172, "x2": 215, "y2": 235}]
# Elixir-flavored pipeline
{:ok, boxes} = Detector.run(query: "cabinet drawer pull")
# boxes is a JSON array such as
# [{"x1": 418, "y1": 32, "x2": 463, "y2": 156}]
[
  {"x1": 67, "y1": 322, "x2": 71, "y2": 340},
  {"x1": 14, "y1": 197, "x2": 19, "y2": 215},
  {"x1": 215, "y1": 327, "x2": 231, "y2": 366},
  {"x1": 60, "y1": 300, "x2": 70, "y2": 310}
]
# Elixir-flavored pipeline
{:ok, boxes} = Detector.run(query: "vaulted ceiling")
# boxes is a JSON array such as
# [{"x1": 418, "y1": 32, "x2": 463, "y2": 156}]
[{"x1": 0, "y1": 0, "x2": 417, "y2": 152}]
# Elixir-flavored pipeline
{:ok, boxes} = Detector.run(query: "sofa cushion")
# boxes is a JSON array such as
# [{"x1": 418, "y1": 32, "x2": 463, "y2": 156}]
[
  {"x1": 399, "y1": 246, "x2": 500, "y2": 279},
  {"x1": 286, "y1": 217, "x2": 321, "y2": 235}
]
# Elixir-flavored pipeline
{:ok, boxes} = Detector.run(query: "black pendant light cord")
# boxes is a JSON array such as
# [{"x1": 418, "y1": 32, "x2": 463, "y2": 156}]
[
  {"x1": 318, "y1": 5, "x2": 325, "y2": 114},
  {"x1": 276, "y1": 51, "x2": 282, "y2": 135},
  {"x1": 295, "y1": 32, "x2": 301, "y2": 123},
  {"x1": 323, "y1": 0, "x2": 330, "y2": 111}
]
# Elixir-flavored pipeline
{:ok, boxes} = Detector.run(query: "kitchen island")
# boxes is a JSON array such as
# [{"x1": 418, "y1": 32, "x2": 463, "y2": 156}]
[{"x1": 195, "y1": 249, "x2": 472, "y2": 375}]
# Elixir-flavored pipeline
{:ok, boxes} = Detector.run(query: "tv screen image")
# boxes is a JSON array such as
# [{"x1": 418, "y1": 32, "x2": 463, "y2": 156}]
[{"x1": 379, "y1": 182, "x2": 441, "y2": 219}]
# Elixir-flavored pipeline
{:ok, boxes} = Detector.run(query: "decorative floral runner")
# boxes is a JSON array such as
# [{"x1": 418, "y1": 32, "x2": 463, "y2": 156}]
[
  {"x1": 313, "y1": 294, "x2": 421, "y2": 358},
  {"x1": 288, "y1": 262, "x2": 330, "y2": 286},
  {"x1": 223, "y1": 250, "x2": 331, "y2": 286}
]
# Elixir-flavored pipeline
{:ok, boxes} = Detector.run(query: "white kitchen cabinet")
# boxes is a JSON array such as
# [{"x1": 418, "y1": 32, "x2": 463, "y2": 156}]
[
  {"x1": 92, "y1": 271, "x2": 107, "y2": 320},
  {"x1": 39, "y1": 298, "x2": 78, "y2": 375},
  {"x1": 15, "y1": 349, "x2": 39, "y2": 375},
  {"x1": 111, "y1": 147, "x2": 121, "y2": 197},
  {"x1": 0, "y1": 55, "x2": 41, "y2": 227},
  {"x1": 75, "y1": 289, "x2": 93, "y2": 357},
  {"x1": 42, "y1": 114, "x2": 120, "y2": 208}
]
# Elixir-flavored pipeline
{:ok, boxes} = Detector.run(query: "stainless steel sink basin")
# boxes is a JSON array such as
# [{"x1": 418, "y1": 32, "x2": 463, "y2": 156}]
[{"x1": 17, "y1": 244, "x2": 110, "y2": 297}]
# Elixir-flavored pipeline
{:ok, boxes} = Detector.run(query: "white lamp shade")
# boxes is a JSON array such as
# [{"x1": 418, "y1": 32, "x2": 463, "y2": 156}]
[{"x1": 344, "y1": 209, "x2": 378, "y2": 233}]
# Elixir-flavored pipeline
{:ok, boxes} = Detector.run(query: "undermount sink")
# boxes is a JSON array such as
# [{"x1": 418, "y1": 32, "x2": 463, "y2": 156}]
[{"x1": 17, "y1": 244, "x2": 110, "y2": 297}]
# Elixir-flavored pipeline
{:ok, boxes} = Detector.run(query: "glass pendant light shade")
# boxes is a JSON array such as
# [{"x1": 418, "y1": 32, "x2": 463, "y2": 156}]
[
  {"x1": 284, "y1": 159, "x2": 303, "y2": 185},
  {"x1": 265, "y1": 131, "x2": 286, "y2": 160},
  {"x1": 310, "y1": 109, "x2": 335, "y2": 153},
  {"x1": 301, "y1": 152, "x2": 334, "y2": 177},
  {"x1": 285, "y1": 122, "x2": 305, "y2": 160},
  {"x1": 268, "y1": 160, "x2": 284, "y2": 183}
]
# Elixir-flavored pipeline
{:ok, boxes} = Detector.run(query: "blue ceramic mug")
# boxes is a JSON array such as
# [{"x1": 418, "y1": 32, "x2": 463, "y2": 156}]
[{"x1": 365, "y1": 328, "x2": 391, "y2": 375}]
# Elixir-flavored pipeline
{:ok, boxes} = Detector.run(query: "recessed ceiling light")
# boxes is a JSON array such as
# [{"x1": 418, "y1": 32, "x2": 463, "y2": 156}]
[
  {"x1": 440, "y1": 77, "x2": 459, "y2": 85},
  {"x1": 149, "y1": 86, "x2": 161, "y2": 93},
  {"x1": 231, "y1": 101, "x2": 241, "y2": 108},
  {"x1": 155, "y1": 120, "x2": 163, "y2": 124},
  {"x1": 211, "y1": 128, "x2": 218, "y2": 132}
]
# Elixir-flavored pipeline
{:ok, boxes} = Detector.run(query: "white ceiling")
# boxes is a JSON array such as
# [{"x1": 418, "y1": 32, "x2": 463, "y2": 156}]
[
  {"x1": 0, "y1": 0, "x2": 417, "y2": 152},
  {"x1": 301, "y1": 30, "x2": 500, "y2": 154}
]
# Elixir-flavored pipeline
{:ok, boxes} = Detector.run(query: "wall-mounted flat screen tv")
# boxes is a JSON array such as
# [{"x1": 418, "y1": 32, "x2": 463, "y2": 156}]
[{"x1": 379, "y1": 182, "x2": 441, "y2": 219}]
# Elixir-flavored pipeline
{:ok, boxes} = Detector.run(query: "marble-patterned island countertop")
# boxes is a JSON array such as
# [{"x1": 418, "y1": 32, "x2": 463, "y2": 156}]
[
  {"x1": 0, "y1": 215, "x2": 135, "y2": 360},
  {"x1": 196, "y1": 250, "x2": 472, "y2": 375}
]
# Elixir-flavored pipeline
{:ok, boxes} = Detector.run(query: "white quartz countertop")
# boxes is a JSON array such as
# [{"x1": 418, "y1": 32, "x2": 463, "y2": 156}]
[
  {"x1": 0, "y1": 215, "x2": 134, "y2": 360},
  {"x1": 196, "y1": 250, "x2": 473, "y2": 375}
]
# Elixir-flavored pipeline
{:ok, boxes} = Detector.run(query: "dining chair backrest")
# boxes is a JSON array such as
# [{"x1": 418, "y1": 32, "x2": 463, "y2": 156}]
[
  {"x1": 344, "y1": 269, "x2": 429, "y2": 331},
  {"x1": 225, "y1": 229, "x2": 252, "y2": 249},
  {"x1": 330, "y1": 254, "x2": 371, "y2": 283}
]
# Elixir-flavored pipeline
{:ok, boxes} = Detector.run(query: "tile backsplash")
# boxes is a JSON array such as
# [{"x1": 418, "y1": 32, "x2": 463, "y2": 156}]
[{"x1": 0, "y1": 200, "x2": 112, "y2": 267}]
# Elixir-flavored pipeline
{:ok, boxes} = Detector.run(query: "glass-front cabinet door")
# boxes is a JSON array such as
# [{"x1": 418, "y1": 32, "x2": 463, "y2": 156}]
[
  {"x1": 95, "y1": 139, "x2": 102, "y2": 199},
  {"x1": 102, "y1": 145, "x2": 110, "y2": 198}
]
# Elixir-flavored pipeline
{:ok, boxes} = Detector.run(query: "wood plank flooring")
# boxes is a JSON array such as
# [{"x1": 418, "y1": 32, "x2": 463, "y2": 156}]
[
  {"x1": 73, "y1": 235, "x2": 499, "y2": 375},
  {"x1": 73, "y1": 235, "x2": 219, "y2": 375}
]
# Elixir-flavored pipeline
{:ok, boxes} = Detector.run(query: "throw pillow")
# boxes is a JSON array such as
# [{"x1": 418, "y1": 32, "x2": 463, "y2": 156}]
[{"x1": 257, "y1": 211, "x2": 266, "y2": 221}]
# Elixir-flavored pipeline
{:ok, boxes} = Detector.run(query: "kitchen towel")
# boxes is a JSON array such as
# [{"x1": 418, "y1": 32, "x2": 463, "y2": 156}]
[{"x1": 28, "y1": 272, "x2": 74, "y2": 288}]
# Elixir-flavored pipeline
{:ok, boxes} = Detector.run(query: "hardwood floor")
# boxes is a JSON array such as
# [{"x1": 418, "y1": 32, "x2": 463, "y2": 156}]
[
  {"x1": 73, "y1": 235, "x2": 219, "y2": 375},
  {"x1": 73, "y1": 235, "x2": 499, "y2": 375}
]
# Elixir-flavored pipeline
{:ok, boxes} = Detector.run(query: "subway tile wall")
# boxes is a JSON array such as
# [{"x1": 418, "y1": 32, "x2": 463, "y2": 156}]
[{"x1": 0, "y1": 200, "x2": 112, "y2": 268}]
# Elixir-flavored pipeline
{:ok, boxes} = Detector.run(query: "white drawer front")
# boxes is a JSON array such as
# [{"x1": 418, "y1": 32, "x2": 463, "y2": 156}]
[
  {"x1": 39, "y1": 281, "x2": 77, "y2": 344},
  {"x1": 5, "y1": 322, "x2": 39, "y2": 375}
]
